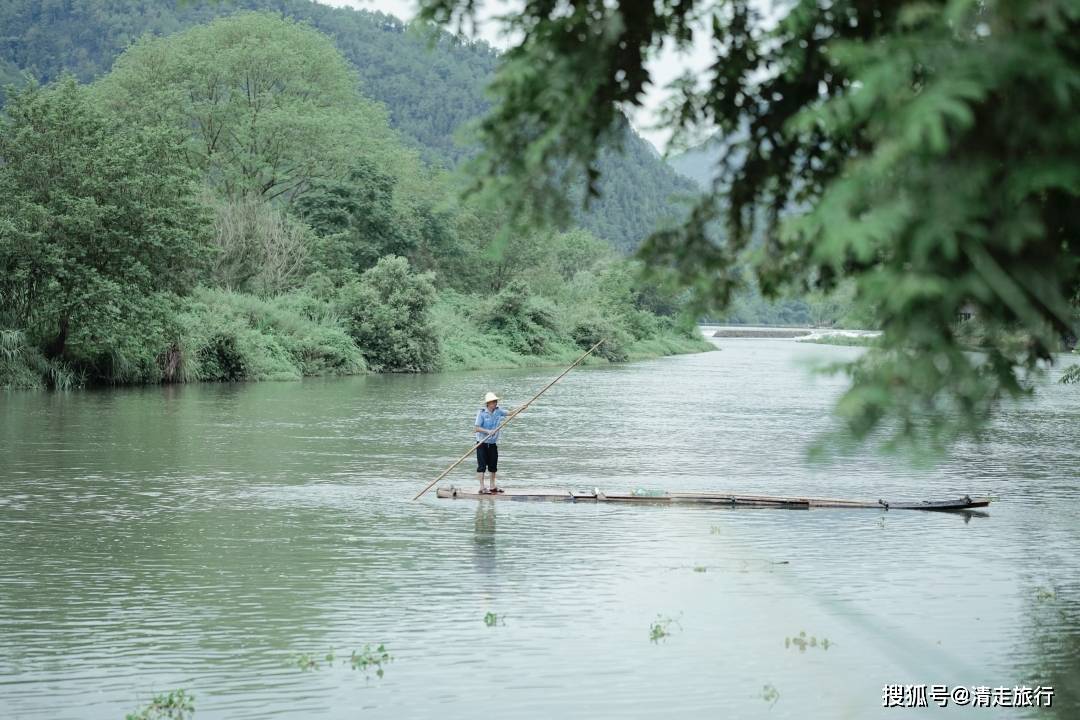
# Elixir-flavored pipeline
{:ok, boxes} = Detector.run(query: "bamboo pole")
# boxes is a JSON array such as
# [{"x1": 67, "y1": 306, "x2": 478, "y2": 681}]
[{"x1": 412, "y1": 339, "x2": 605, "y2": 500}]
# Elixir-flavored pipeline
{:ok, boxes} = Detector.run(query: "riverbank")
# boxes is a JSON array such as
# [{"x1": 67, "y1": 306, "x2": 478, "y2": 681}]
[
  {"x1": 795, "y1": 333, "x2": 881, "y2": 347},
  {"x1": 440, "y1": 328, "x2": 713, "y2": 372},
  {"x1": 0, "y1": 313, "x2": 712, "y2": 391},
  {"x1": 702, "y1": 325, "x2": 881, "y2": 346},
  {"x1": 429, "y1": 289, "x2": 713, "y2": 372},
  {"x1": 713, "y1": 328, "x2": 812, "y2": 339}
]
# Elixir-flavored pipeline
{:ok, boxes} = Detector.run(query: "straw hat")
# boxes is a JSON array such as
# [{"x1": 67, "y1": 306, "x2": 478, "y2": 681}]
[{"x1": 483, "y1": 391, "x2": 499, "y2": 403}]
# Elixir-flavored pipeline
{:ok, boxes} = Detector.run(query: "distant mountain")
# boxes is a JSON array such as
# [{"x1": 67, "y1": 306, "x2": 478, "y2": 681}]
[
  {"x1": 0, "y1": 0, "x2": 697, "y2": 251},
  {"x1": 667, "y1": 139, "x2": 725, "y2": 190}
]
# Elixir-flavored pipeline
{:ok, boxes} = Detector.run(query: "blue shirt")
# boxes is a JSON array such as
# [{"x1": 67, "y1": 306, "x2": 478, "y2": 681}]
[{"x1": 474, "y1": 406, "x2": 508, "y2": 444}]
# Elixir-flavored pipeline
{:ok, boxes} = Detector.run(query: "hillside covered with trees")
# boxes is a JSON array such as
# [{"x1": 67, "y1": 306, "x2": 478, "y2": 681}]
[
  {"x1": 0, "y1": 12, "x2": 708, "y2": 390},
  {"x1": 0, "y1": 0, "x2": 696, "y2": 251}
]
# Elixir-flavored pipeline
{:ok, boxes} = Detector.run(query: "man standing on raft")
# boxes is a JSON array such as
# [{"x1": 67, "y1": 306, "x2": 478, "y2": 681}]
[{"x1": 474, "y1": 392, "x2": 508, "y2": 494}]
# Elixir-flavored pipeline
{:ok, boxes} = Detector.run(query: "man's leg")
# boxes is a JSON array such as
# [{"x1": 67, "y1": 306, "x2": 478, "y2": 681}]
[
  {"x1": 489, "y1": 444, "x2": 499, "y2": 491},
  {"x1": 477, "y1": 444, "x2": 488, "y2": 491}
]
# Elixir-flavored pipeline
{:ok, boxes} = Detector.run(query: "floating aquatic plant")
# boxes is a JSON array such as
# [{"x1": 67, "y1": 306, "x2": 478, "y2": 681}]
[
  {"x1": 785, "y1": 630, "x2": 832, "y2": 652},
  {"x1": 649, "y1": 614, "x2": 681, "y2": 643},
  {"x1": 125, "y1": 689, "x2": 194, "y2": 720},
  {"x1": 290, "y1": 645, "x2": 392, "y2": 678},
  {"x1": 1033, "y1": 585, "x2": 1056, "y2": 602},
  {"x1": 293, "y1": 652, "x2": 320, "y2": 671},
  {"x1": 350, "y1": 644, "x2": 393, "y2": 678},
  {"x1": 761, "y1": 683, "x2": 780, "y2": 708}
]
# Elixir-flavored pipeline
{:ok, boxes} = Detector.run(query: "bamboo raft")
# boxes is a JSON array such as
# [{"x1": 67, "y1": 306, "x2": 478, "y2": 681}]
[{"x1": 435, "y1": 486, "x2": 991, "y2": 511}]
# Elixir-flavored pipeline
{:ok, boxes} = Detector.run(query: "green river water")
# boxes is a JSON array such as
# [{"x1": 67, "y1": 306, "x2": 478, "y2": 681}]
[{"x1": 2, "y1": 336, "x2": 1078, "y2": 719}]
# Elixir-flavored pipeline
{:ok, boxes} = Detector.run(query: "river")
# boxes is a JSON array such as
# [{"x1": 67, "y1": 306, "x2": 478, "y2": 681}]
[{"x1": 2, "y1": 336, "x2": 1078, "y2": 719}]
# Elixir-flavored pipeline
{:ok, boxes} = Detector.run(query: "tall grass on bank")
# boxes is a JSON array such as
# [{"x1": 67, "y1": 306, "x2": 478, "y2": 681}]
[
  {"x1": 625, "y1": 329, "x2": 713, "y2": 360},
  {"x1": 433, "y1": 291, "x2": 584, "y2": 370},
  {"x1": 433, "y1": 288, "x2": 711, "y2": 371},
  {"x1": 0, "y1": 328, "x2": 79, "y2": 390},
  {"x1": 3, "y1": 284, "x2": 711, "y2": 389},
  {"x1": 3, "y1": 265, "x2": 713, "y2": 390},
  {"x1": 173, "y1": 288, "x2": 365, "y2": 382}
]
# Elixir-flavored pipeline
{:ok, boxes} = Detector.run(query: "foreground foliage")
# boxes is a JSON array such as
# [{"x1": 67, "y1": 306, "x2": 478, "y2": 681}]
[
  {"x1": 420, "y1": 0, "x2": 1080, "y2": 450},
  {"x1": 1062, "y1": 364, "x2": 1080, "y2": 385}
]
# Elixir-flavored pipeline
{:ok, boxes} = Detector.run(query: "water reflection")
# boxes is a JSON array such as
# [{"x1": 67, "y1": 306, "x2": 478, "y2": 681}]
[
  {"x1": 1023, "y1": 574, "x2": 1080, "y2": 713},
  {"x1": 472, "y1": 501, "x2": 498, "y2": 575}
]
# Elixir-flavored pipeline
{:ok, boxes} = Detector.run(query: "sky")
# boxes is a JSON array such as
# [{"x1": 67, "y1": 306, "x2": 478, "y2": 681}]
[{"x1": 314, "y1": 0, "x2": 717, "y2": 153}]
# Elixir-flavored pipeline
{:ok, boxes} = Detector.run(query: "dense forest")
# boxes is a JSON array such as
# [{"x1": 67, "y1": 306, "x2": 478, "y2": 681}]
[
  {"x1": 0, "y1": 0, "x2": 697, "y2": 252},
  {"x1": 0, "y1": 11, "x2": 709, "y2": 390}
]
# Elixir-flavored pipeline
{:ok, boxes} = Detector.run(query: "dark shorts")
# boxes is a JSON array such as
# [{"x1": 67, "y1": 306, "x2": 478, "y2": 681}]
[{"x1": 476, "y1": 442, "x2": 498, "y2": 473}]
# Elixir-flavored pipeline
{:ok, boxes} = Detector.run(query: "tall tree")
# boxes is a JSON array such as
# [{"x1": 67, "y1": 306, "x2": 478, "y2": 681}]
[
  {"x1": 421, "y1": 0, "x2": 1080, "y2": 450},
  {"x1": 94, "y1": 11, "x2": 406, "y2": 204},
  {"x1": 0, "y1": 79, "x2": 211, "y2": 378},
  {"x1": 297, "y1": 159, "x2": 414, "y2": 271}
]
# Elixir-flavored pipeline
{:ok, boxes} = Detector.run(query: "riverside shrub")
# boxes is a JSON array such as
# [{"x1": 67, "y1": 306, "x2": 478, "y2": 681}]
[
  {"x1": 336, "y1": 256, "x2": 439, "y2": 372},
  {"x1": 475, "y1": 280, "x2": 561, "y2": 356},
  {"x1": 176, "y1": 288, "x2": 364, "y2": 382}
]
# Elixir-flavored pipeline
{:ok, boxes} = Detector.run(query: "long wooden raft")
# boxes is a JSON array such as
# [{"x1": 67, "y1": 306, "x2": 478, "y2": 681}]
[{"x1": 435, "y1": 486, "x2": 991, "y2": 511}]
